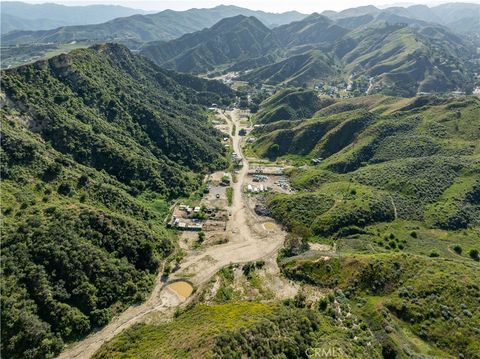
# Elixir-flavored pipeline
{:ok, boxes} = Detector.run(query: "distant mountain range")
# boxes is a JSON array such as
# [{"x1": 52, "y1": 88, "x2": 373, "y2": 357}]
[
  {"x1": 1, "y1": 4, "x2": 307, "y2": 44},
  {"x1": 2, "y1": 2, "x2": 478, "y2": 45},
  {"x1": 322, "y1": 3, "x2": 480, "y2": 33},
  {"x1": 1, "y1": 2, "x2": 478, "y2": 95},
  {"x1": 140, "y1": 11, "x2": 478, "y2": 96},
  {"x1": 0, "y1": 1, "x2": 149, "y2": 34}
]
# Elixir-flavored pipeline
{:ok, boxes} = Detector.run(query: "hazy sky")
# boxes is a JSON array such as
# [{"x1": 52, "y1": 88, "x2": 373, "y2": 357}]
[{"x1": 12, "y1": 0, "x2": 480, "y2": 12}]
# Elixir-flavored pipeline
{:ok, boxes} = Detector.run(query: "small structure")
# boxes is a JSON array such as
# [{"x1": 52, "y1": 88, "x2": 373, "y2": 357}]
[
  {"x1": 311, "y1": 158, "x2": 323, "y2": 165},
  {"x1": 169, "y1": 216, "x2": 203, "y2": 231}
]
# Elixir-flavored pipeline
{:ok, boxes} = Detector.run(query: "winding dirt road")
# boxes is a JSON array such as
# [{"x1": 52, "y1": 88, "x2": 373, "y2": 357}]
[{"x1": 57, "y1": 109, "x2": 286, "y2": 359}]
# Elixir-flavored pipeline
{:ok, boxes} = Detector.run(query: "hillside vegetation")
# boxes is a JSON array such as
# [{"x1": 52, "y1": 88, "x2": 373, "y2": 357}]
[
  {"x1": 93, "y1": 301, "x2": 386, "y2": 358},
  {"x1": 91, "y1": 91, "x2": 479, "y2": 359},
  {"x1": 140, "y1": 13, "x2": 476, "y2": 95},
  {"x1": 245, "y1": 91, "x2": 480, "y2": 358},
  {"x1": 281, "y1": 253, "x2": 479, "y2": 358},
  {"x1": 254, "y1": 88, "x2": 327, "y2": 124},
  {"x1": 0, "y1": 43, "x2": 234, "y2": 358},
  {"x1": 94, "y1": 250, "x2": 480, "y2": 358},
  {"x1": 141, "y1": 16, "x2": 280, "y2": 74},
  {"x1": 1, "y1": 2, "x2": 147, "y2": 35},
  {"x1": 252, "y1": 94, "x2": 480, "y2": 235}
]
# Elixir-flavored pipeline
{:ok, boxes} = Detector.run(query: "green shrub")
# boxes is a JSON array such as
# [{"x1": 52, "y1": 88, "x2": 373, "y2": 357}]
[
  {"x1": 453, "y1": 245, "x2": 462, "y2": 255},
  {"x1": 469, "y1": 249, "x2": 479, "y2": 261},
  {"x1": 198, "y1": 231, "x2": 205, "y2": 243}
]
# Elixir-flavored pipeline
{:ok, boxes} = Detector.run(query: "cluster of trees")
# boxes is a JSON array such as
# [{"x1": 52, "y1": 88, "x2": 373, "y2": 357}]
[
  {"x1": 2, "y1": 206, "x2": 171, "y2": 358},
  {"x1": 2, "y1": 44, "x2": 233, "y2": 197},
  {"x1": 267, "y1": 193, "x2": 334, "y2": 230}
]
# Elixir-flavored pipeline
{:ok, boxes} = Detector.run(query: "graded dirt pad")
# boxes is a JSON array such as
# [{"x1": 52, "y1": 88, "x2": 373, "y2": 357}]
[{"x1": 167, "y1": 281, "x2": 194, "y2": 300}]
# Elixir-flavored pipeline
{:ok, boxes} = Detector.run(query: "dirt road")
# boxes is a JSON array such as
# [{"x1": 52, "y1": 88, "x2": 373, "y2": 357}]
[{"x1": 57, "y1": 109, "x2": 286, "y2": 359}]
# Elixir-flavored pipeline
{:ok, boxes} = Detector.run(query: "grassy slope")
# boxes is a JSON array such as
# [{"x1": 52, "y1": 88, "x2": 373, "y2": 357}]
[
  {"x1": 252, "y1": 95, "x2": 480, "y2": 235},
  {"x1": 339, "y1": 22, "x2": 475, "y2": 96},
  {"x1": 93, "y1": 303, "x2": 273, "y2": 358},
  {"x1": 281, "y1": 252, "x2": 479, "y2": 358},
  {"x1": 93, "y1": 300, "x2": 386, "y2": 359},
  {"x1": 240, "y1": 17, "x2": 474, "y2": 94},
  {"x1": 141, "y1": 16, "x2": 280, "y2": 74},
  {"x1": 247, "y1": 93, "x2": 480, "y2": 358},
  {"x1": 239, "y1": 50, "x2": 338, "y2": 87}
]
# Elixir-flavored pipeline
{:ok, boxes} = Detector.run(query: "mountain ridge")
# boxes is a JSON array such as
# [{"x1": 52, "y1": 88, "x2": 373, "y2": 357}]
[
  {"x1": 141, "y1": 15, "x2": 282, "y2": 73},
  {"x1": 140, "y1": 13, "x2": 476, "y2": 95},
  {"x1": 1, "y1": 1, "x2": 148, "y2": 34},
  {"x1": 1, "y1": 5, "x2": 307, "y2": 45}
]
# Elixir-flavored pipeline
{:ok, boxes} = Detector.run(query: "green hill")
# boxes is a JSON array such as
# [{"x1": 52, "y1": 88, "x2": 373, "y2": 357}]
[
  {"x1": 273, "y1": 13, "x2": 349, "y2": 47},
  {"x1": 322, "y1": 2, "x2": 480, "y2": 34},
  {"x1": 280, "y1": 252, "x2": 480, "y2": 358},
  {"x1": 0, "y1": 43, "x2": 234, "y2": 359},
  {"x1": 251, "y1": 94, "x2": 480, "y2": 235},
  {"x1": 338, "y1": 23, "x2": 475, "y2": 96},
  {"x1": 1, "y1": 1, "x2": 147, "y2": 35},
  {"x1": 239, "y1": 50, "x2": 338, "y2": 87},
  {"x1": 141, "y1": 15, "x2": 280, "y2": 73},
  {"x1": 93, "y1": 301, "x2": 385, "y2": 358},
  {"x1": 254, "y1": 88, "x2": 327, "y2": 124}
]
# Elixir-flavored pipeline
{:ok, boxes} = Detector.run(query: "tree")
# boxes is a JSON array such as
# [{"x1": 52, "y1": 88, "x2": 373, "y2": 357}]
[
  {"x1": 453, "y1": 245, "x2": 462, "y2": 255},
  {"x1": 469, "y1": 249, "x2": 479, "y2": 261},
  {"x1": 198, "y1": 231, "x2": 205, "y2": 244},
  {"x1": 283, "y1": 225, "x2": 311, "y2": 257},
  {"x1": 238, "y1": 97, "x2": 249, "y2": 109},
  {"x1": 267, "y1": 144, "x2": 280, "y2": 159}
]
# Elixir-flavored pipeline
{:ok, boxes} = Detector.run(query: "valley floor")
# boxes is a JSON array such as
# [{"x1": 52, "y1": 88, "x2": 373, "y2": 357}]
[{"x1": 57, "y1": 109, "x2": 292, "y2": 359}]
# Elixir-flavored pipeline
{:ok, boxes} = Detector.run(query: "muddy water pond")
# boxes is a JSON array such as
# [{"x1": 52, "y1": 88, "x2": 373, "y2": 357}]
[
  {"x1": 263, "y1": 222, "x2": 276, "y2": 231},
  {"x1": 167, "y1": 281, "x2": 193, "y2": 300}
]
